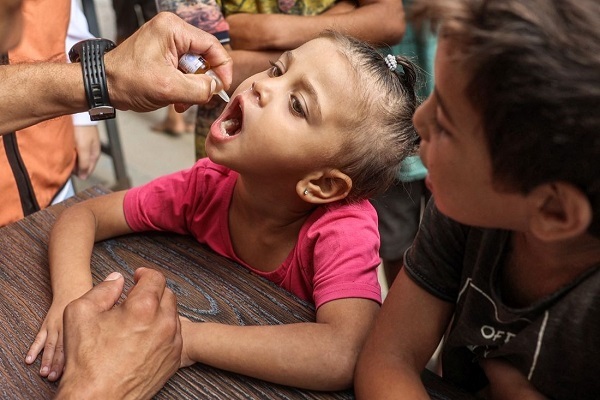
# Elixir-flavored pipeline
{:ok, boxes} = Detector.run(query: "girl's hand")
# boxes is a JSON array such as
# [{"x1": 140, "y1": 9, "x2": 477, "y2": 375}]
[{"x1": 26, "y1": 302, "x2": 69, "y2": 381}]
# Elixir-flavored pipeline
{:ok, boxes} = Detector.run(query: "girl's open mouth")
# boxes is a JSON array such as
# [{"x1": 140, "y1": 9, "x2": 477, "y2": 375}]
[{"x1": 218, "y1": 97, "x2": 243, "y2": 137}]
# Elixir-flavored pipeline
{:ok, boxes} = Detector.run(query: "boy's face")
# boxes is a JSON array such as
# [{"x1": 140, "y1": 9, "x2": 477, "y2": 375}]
[
  {"x1": 205, "y1": 38, "x2": 358, "y2": 181},
  {"x1": 0, "y1": 0, "x2": 23, "y2": 53},
  {"x1": 414, "y1": 37, "x2": 528, "y2": 230}
]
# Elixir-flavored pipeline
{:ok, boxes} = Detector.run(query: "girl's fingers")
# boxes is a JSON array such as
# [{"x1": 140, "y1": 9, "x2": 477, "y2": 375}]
[
  {"x1": 25, "y1": 328, "x2": 48, "y2": 365},
  {"x1": 39, "y1": 330, "x2": 59, "y2": 377}
]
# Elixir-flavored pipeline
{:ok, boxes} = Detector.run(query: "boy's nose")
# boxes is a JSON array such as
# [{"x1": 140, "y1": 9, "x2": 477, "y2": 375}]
[{"x1": 413, "y1": 99, "x2": 430, "y2": 142}]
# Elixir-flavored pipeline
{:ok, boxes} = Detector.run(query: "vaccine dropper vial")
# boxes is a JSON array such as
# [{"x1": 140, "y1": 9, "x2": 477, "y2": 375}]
[{"x1": 178, "y1": 53, "x2": 230, "y2": 102}]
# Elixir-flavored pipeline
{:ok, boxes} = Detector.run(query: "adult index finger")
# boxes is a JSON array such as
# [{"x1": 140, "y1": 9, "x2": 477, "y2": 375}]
[{"x1": 128, "y1": 267, "x2": 169, "y2": 303}]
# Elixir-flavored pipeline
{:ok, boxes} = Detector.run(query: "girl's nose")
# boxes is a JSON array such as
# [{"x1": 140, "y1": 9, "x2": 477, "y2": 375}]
[
  {"x1": 250, "y1": 80, "x2": 263, "y2": 104},
  {"x1": 251, "y1": 78, "x2": 275, "y2": 106}
]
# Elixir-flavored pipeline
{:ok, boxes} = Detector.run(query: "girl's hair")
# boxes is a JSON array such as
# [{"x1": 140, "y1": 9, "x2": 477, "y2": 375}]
[
  {"x1": 411, "y1": 0, "x2": 600, "y2": 237},
  {"x1": 320, "y1": 31, "x2": 420, "y2": 202}
]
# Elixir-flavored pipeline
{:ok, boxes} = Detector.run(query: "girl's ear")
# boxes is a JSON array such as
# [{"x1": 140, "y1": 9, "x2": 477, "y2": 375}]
[
  {"x1": 527, "y1": 182, "x2": 592, "y2": 241},
  {"x1": 296, "y1": 169, "x2": 352, "y2": 204}
]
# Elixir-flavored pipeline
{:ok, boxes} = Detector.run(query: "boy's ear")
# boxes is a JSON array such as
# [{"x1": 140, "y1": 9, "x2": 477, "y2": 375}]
[
  {"x1": 527, "y1": 182, "x2": 592, "y2": 241},
  {"x1": 296, "y1": 169, "x2": 352, "y2": 204}
]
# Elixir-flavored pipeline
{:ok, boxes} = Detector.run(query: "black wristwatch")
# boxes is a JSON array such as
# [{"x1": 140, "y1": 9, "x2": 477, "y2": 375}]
[{"x1": 69, "y1": 38, "x2": 117, "y2": 121}]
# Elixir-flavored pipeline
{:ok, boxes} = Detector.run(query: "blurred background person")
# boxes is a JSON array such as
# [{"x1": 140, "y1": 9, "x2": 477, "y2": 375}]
[
  {"x1": 0, "y1": 0, "x2": 102, "y2": 226},
  {"x1": 370, "y1": 0, "x2": 435, "y2": 289},
  {"x1": 112, "y1": 0, "x2": 157, "y2": 44}
]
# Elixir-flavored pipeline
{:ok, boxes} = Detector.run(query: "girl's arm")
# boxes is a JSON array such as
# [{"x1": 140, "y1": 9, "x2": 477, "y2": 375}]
[
  {"x1": 26, "y1": 191, "x2": 133, "y2": 381},
  {"x1": 181, "y1": 297, "x2": 380, "y2": 390},
  {"x1": 354, "y1": 268, "x2": 455, "y2": 399}
]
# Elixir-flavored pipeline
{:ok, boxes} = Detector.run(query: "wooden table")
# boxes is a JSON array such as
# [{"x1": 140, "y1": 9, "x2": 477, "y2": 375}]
[{"x1": 0, "y1": 186, "x2": 473, "y2": 399}]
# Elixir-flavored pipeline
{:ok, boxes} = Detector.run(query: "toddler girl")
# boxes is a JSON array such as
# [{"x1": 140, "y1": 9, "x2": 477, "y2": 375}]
[{"x1": 27, "y1": 31, "x2": 419, "y2": 390}]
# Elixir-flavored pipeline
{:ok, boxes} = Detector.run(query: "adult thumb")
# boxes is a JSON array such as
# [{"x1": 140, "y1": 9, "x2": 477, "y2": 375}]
[{"x1": 78, "y1": 271, "x2": 125, "y2": 312}]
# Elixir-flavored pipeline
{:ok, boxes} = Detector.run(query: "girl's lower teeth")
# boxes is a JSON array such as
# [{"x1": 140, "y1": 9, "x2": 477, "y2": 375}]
[{"x1": 221, "y1": 118, "x2": 240, "y2": 137}]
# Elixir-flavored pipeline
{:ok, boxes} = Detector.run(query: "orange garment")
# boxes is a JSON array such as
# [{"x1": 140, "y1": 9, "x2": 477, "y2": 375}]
[{"x1": 0, "y1": 0, "x2": 75, "y2": 226}]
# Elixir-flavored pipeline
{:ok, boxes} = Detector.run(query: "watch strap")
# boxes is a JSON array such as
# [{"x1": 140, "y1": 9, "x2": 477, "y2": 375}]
[{"x1": 69, "y1": 39, "x2": 116, "y2": 121}]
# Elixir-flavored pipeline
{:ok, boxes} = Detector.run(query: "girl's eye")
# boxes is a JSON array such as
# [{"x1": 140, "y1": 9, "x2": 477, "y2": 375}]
[
  {"x1": 266, "y1": 60, "x2": 306, "y2": 118},
  {"x1": 290, "y1": 95, "x2": 306, "y2": 118},
  {"x1": 268, "y1": 61, "x2": 283, "y2": 77}
]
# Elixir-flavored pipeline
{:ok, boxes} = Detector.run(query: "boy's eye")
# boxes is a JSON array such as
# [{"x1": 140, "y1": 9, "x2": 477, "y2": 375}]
[
  {"x1": 268, "y1": 61, "x2": 283, "y2": 77},
  {"x1": 434, "y1": 120, "x2": 447, "y2": 136},
  {"x1": 290, "y1": 95, "x2": 306, "y2": 118},
  {"x1": 434, "y1": 107, "x2": 450, "y2": 137}
]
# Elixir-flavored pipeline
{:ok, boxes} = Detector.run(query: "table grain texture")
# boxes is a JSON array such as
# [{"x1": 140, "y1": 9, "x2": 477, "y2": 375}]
[{"x1": 0, "y1": 186, "x2": 473, "y2": 399}]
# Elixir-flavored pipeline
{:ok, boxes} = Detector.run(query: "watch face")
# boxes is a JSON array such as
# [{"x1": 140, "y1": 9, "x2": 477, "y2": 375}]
[{"x1": 89, "y1": 106, "x2": 116, "y2": 121}]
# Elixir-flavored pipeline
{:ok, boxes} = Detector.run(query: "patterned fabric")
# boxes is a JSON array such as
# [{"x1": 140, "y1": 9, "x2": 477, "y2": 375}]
[
  {"x1": 220, "y1": 0, "x2": 336, "y2": 16},
  {"x1": 156, "y1": 0, "x2": 230, "y2": 43}
]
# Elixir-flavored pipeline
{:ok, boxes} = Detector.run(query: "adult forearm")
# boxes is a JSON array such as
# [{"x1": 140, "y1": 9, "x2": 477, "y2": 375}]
[
  {"x1": 0, "y1": 62, "x2": 86, "y2": 134},
  {"x1": 228, "y1": 1, "x2": 405, "y2": 51},
  {"x1": 274, "y1": 5, "x2": 405, "y2": 49},
  {"x1": 1, "y1": 12, "x2": 233, "y2": 136}
]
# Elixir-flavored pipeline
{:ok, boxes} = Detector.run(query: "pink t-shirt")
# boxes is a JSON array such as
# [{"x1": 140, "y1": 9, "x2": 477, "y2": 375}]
[{"x1": 124, "y1": 159, "x2": 382, "y2": 308}]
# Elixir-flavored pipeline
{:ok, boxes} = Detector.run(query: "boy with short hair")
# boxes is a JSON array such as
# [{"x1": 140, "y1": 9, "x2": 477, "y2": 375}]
[{"x1": 355, "y1": 0, "x2": 600, "y2": 398}]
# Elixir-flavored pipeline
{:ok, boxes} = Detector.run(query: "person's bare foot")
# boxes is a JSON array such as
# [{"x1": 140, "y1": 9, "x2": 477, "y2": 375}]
[
  {"x1": 152, "y1": 105, "x2": 195, "y2": 136},
  {"x1": 151, "y1": 120, "x2": 194, "y2": 136}
]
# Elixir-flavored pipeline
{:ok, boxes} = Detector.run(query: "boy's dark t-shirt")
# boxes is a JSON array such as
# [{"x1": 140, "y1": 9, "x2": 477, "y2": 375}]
[{"x1": 404, "y1": 200, "x2": 600, "y2": 399}]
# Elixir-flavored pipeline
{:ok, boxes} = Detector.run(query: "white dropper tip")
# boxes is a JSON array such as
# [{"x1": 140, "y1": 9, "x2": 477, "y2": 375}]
[
  {"x1": 205, "y1": 70, "x2": 230, "y2": 103},
  {"x1": 216, "y1": 90, "x2": 230, "y2": 103}
]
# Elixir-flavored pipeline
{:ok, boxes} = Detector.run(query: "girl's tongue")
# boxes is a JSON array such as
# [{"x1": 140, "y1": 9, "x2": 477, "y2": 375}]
[
  {"x1": 218, "y1": 100, "x2": 243, "y2": 137},
  {"x1": 220, "y1": 118, "x2": 241, "y2": 137}
]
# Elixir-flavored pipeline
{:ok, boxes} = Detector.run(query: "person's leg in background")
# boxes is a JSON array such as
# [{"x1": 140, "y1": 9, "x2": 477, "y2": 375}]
[
  {"x1": 153, "y1": 104, "x2": 197, "y2": 136},
  {"x1": 139, "y1": 0, "x2": 158, "y2": 22},
  {"x1": 372, "y1": 176, "x2": 427, "y2": 286},
  {"x1": 194, "y1": 98, "x2": 226, "y2": 159},
  {"x1": 152, "y1": 0, "x2": 231, "y2": 141},
  {"x1": 371, "y1": 155, "x2": 429, "y2": 287},
  {"x1": 112, "y1": 0, "x2": 157, "y2": 44},
  {"x1": 372, "y1": 0, "x2": 436, "y2": 287}
]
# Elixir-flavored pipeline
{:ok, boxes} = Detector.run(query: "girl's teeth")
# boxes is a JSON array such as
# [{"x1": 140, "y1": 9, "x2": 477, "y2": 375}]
[{"x1": 220, "y1": 118, "x2": 241, "y2": 137}]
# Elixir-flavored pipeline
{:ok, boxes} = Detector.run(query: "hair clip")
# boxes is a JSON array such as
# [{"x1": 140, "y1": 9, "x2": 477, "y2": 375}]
[{"x1": 384, "y1": 54, "x2": 397, "y2": 71}]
